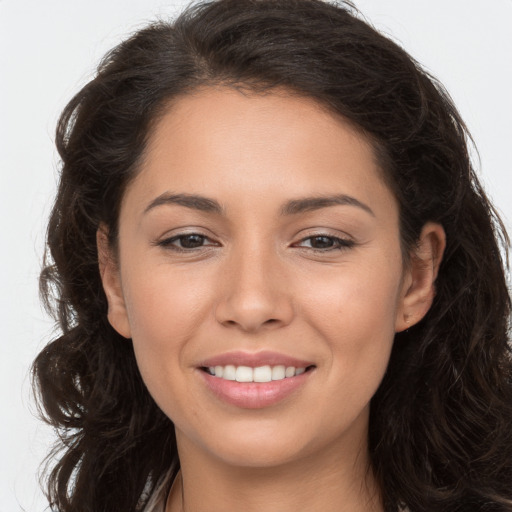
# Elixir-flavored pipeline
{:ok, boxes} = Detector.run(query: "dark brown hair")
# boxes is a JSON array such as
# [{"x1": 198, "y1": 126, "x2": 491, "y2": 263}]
[{"x1": 33, "y1": 1, "x2": 512, "y2": 511}]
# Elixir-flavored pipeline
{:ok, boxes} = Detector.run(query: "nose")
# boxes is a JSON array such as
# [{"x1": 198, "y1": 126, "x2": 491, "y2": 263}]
[{"x1": 214, "y1": 243, "x2": 294, "y2": 333}]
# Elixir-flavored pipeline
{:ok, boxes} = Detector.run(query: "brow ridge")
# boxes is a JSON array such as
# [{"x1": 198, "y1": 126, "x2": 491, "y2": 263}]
[
  {"x1": 281, "y1": 194, "x2": 375, "y2": 216},
  {"x1": 144, "y1": 192, "x2": 374, "y2": 217},
  {"x1": 144, "y1": 193, "x2": 223, "y2": 214}
]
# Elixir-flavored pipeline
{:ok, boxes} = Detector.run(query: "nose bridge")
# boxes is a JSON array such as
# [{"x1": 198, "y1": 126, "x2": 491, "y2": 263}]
[{"x1": 215, "y1": 235, "x2": 293, "y2": 332}]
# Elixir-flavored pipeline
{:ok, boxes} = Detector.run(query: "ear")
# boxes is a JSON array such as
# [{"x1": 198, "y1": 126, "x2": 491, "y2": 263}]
[
  {"x1": 97, "y1": 225, "x2": 132, "y2": 338},
  {"x1": 395, "y1": 222, "x2": 446, "y2": 332}
]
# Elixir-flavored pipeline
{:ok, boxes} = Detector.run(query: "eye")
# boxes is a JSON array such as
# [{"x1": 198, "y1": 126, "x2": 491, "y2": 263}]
[
  {"x1": 157, "y1": 233, "x2": 217, "y2": 251},
  {"x1": 295, "y1": 235, "x2": 354, "y2": 251}
]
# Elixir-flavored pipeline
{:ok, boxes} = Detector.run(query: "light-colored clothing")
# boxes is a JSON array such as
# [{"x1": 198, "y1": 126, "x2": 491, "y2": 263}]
[{"x1": 143, "y1": 468, "x2": 173, "y2": 512}]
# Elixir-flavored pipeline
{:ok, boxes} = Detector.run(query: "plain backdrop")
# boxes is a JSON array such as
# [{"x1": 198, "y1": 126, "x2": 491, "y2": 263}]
[{"x1": 1, "y1": 0, "x2": 511, "y2": 510}]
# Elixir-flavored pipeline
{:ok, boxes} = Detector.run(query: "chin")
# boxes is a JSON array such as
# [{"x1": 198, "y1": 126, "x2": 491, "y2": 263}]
[
  {"x1": 210, "y1": 439, "x2": 309, "y2": 469},
  {"x1": 177, "y1": 417, "x2": 318, "y2": 469}
]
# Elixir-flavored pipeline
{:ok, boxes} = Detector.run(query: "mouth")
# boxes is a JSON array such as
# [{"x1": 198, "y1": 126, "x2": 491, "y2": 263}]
[
  {"x1": 200, "y1": 364, "x2": 316, "y2": 383},
  {"x1": 197, "y1": 352, "x2": 316, "y2": 409}
]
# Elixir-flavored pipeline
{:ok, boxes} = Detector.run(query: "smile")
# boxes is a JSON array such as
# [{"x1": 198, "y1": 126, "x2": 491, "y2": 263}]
[
  {"x1": 199, "y1": 359, "x2": 315, "y2": 408},
  {"x1": 204, "y1": 364, "x2": 307, "y2": 382}
]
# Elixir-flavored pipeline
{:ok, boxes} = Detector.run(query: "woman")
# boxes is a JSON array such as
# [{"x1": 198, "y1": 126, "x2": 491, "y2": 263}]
[{"x1": 32, "y1": 0, "x2": 512, "y2": 511}]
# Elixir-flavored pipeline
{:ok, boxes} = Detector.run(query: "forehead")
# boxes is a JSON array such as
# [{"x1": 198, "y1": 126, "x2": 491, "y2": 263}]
[{"x1": 124, "y1": 86, "x2": 397, "y2": 219}]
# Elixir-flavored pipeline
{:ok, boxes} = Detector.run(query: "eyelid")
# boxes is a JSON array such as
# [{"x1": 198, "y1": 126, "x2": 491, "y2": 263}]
[
  {"x1": 153, "y1": 227, "x2": 355, "y2": 253},
  {"x1": 291, "y1": 228, "x2": 356, "y2": 252},
  {"x1": 295, "y1": 235, "x2": 354, "y2": 249},
  {"x1": 153, "y1": 229, "x2": 220, "y2": 252}
]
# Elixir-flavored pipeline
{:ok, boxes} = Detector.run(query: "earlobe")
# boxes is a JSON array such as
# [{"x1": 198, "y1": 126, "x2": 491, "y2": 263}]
[
  {"x1": 97, "y1": 226, "x2": 132, "y2": 339},
  {"x1": 395, "y1": 222, "x2": 446, "y2": 332}
]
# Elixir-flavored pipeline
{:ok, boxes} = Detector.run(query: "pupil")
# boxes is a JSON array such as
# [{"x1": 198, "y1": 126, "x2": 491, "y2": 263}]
[
  {"x1": 312, "y1": 236, "x2": 333, "y2": 248},
  {"x1": 181, "y1": 235, "x2": 204, "y2": 248}
]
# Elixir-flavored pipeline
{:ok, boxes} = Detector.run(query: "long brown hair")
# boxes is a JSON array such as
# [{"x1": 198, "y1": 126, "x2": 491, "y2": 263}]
[{"x1": 33, "y1": 1, "x2": 512, "y2": 511}]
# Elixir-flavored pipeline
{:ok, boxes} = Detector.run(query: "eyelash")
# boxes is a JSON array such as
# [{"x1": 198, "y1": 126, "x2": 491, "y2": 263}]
[
  {"x1": 156, "y1": 233, "x2": 217, "y2": 252},
  {"x1": 156, "y1": 233, "x2": 355, "y2": 253},
  {"x1": 294, "y1": 235, "x2": 355, "y2": 252}
]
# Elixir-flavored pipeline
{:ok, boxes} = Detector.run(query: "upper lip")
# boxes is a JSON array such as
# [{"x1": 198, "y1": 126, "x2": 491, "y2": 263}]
[{"x1": 198, "y1": 350, "x2": 315, "y2": 369}]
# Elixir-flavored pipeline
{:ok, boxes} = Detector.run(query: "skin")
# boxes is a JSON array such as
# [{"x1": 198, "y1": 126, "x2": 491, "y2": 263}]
[{"x1": 98, "y1": 87, "x2": 445, "y2": 512}]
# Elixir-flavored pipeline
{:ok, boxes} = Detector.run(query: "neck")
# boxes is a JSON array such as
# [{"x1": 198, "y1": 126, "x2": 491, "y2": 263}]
[{"x1": 166, "y1": 429, "x2": 383, "y2": 512}]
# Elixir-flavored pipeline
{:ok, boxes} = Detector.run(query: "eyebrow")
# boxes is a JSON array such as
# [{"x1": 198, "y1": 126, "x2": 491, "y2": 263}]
[
  {"x1": 143, "y1": 192, "x2": 374, "y2": 217},
  {"x1": 144, "y1": 193, "x2": 224, "y2": 215},
  {"x1": 281, "y1": 194, "x2": 375, "y2": 217}
]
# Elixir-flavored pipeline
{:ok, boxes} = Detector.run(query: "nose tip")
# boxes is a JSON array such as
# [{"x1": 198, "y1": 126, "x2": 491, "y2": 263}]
[
  {"x1": 217, "y1": 301, "x2": 290, "y2": 333},
  {"x1": 214, "y1": 262, "x2": 294, "y2": 333}
]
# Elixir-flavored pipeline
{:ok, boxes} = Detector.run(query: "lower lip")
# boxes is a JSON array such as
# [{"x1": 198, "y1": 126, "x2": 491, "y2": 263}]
[{"x1": 199, "y1": 369, "x2": 313, "y2": 409}]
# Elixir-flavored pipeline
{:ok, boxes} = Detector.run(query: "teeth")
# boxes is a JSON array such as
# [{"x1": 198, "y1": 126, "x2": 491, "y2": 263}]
[
  {"x1": 254, "y1": 365, "x2": 272, "y2": 382},
  {"x1": 272, "y1": 365, "x2": 285, "y2": 380},
  {"x1": 206, "y1": 364, "x2": 308, "y2": 382},
  {"x1": 235, "y1": 366, "x2": 253, "y2": 382},
  {"x1": 285, "y1": 366, "x2": 295, "y2": 378},
  {"x1": 223, "y1": 365, "x2": 236, "y2": 381}
]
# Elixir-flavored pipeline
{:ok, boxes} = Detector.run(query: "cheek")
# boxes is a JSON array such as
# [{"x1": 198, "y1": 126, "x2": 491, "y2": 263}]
[
  {"x1": 124, "y1": 260, "x2": 213, "y2": 330},
  {"x1": 302, "y1": 257, "x2": 402, "y2": 334},
  {"x1": 300, "y1": 258, "x2": 402, "y2": 395},
  {"x1": 121, "y1": 266, "x2": 213, "y2": 393}
]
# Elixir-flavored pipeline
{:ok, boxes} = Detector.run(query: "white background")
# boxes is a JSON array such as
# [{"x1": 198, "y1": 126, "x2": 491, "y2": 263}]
[{"x1": 1, "y1": 1, "x2": 510, "y2": 510}]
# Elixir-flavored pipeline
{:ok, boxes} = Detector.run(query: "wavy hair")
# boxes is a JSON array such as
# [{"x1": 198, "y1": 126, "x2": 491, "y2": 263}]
[{"x1": 32, "y1": 1, "x2": 512, "y2": 511}]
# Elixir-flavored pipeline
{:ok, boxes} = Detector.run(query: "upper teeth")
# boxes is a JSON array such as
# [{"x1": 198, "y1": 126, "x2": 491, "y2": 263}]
[{"x1": 207, "y1": 365, "x2": 306, "y2": 382}]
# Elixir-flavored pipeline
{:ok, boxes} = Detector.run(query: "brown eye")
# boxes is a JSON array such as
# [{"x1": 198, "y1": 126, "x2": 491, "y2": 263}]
[
  {"x1": 176, "y1": 234, "x2": 207, "y2": 248},
  {"x1": 158, "y1": 233, "x2": 214, "y2": 251},
  {"x1": 296, "y1": 235, "x2": 355, "y2": 251},
  {"x1": 309, "y1": 236, "x2": 335, "y2": 249}
]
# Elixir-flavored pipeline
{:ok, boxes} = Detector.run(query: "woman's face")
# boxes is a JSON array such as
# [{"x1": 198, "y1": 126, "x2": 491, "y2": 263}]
[{"x1": 101, "y1": 87, "x2": 433, "y2": 469}]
